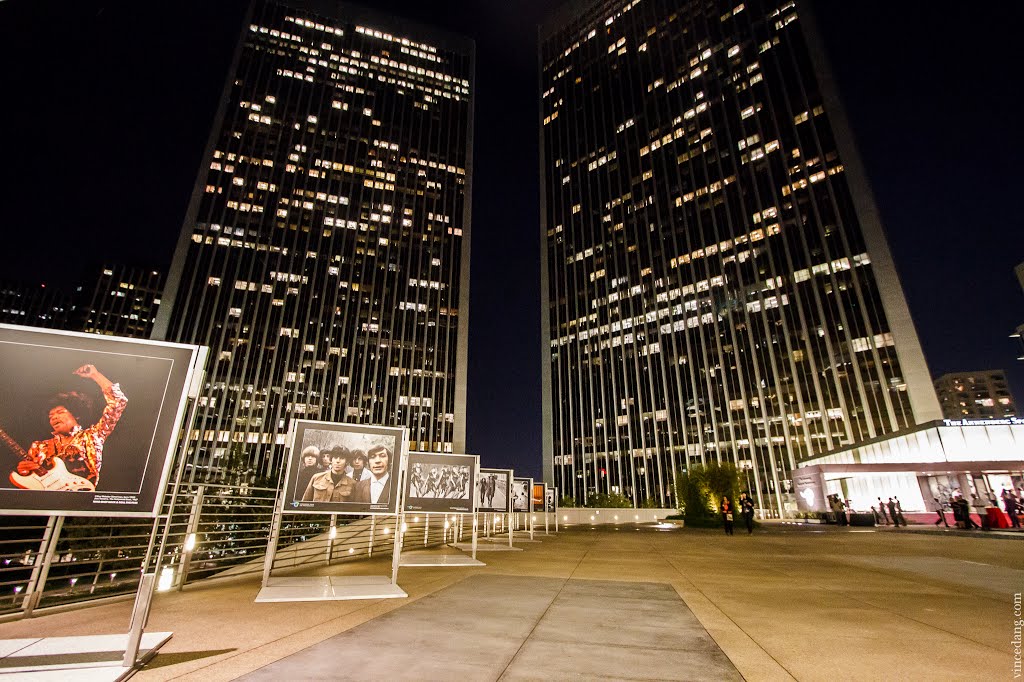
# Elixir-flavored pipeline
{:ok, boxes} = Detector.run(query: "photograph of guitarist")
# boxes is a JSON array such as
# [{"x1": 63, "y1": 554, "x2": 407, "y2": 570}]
[{"x1": 11, "y1": 364, "x2": 127, "y2": 491}]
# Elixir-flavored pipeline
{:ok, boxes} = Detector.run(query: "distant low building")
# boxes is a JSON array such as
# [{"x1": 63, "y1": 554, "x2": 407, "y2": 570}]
[
  {"x1": 0, "y1": 281, "x2": 75, "y2": 329},
  {"x1": 934, "y1": 371, "x2": 1016, "y2": 420},
  {"x1": 795, "y1": 418, "x2": 1024, "y2": 513},
  {"x1": 79, "y1": 264, "x2": 164, "y2": 339}
]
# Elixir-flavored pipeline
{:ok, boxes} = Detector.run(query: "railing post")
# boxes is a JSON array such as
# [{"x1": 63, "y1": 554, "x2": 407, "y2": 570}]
[
  {"x1": 177, "y1": 485, "x2": 205, "y2": 590},
  {"x1": 22, "y1": 515, "x2": 63, "y2": 618},
  {"x1": 326, "y1": 514, "x2": 337, "y2": 565},
  {"x1": 368, "y1": 515, "x2": 376, "y2": 558}
]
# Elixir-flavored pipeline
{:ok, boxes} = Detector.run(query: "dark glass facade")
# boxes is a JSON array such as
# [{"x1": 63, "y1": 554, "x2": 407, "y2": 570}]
[
  {"x1": 155, "y1": 0, "x2": 474, "y2": 482},
  {"x1": 540, "y1": 0, "x2": 939, "y2": 510}
]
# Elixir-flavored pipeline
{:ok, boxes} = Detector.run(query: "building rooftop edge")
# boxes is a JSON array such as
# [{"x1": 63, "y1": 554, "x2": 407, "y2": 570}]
[{"x1": 268, "y1": 0, "x2": 476, "y2": 55}]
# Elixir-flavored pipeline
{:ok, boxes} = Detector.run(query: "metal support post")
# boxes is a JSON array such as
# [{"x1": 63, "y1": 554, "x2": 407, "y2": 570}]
[
  {"x1": 368, "y1": 515, "x2": 376, "y2": 558},
  {"x1": 177, "y1": 484, "x2": 205, "y2": 590},
  {"x1": 390, "y1": 513, "x2": 403, "y2": 586},
  {"x1": 22, "y1": 515, "x2": 63, "y2": 618},
  {"x1": 326, "y1": 514, "x2": 337, "y2": 565},
  {"x1": 261, "y1": 509, "x2": 283, "y2": 587},
  {"x1": 122, "y1": 572, "x2": 157, "y2": 668}
]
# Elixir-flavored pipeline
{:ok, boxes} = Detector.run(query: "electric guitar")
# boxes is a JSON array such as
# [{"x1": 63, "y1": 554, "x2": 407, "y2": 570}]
[{"x1": 0, "y1": 427, "x2": 95, "y2": 492}]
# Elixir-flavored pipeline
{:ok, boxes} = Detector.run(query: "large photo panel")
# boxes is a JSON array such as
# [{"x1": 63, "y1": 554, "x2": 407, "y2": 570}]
[
  {"x1": 477, "y1": 468, "x2": 511, "y2": 513},
  {"x1": 283, "y1": 421, "x2": 405, "y2": 515},
  {"x1": 404, "y1": 452, "x2": 478, "y2": 514},
  {"x1": 0, "y1": 325, "x2": 204, "y2": 517},
  {"x1": 512, "y1": 477, "x2": 532, "y2": 513}
]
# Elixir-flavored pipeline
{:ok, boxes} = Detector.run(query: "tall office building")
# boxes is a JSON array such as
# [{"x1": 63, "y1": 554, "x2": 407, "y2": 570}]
[
  {"x1": 539, "y1": 0, "x2": 940, "y2": 510},
  {"x1": 154, "y1": 0, "x2": 474, "y2": 480},
  {"x1": 79, "y1": 265, "x2": 164, "y2": 339},
  {"x1": 934, "y1": 370, "x2": 1016, "y2": 421}
]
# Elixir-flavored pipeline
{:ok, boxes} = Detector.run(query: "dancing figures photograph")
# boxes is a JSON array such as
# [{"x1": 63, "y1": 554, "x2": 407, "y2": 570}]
[{"x1": 403, "y1": 452, "x2": 478, "y2": 514}]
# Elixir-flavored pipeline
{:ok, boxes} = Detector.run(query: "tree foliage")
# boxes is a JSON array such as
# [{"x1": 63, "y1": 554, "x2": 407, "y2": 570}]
[
  {"x1": 674, "y1": 462, "x2": 740, "y2": 526},
  {"x1": 584, "y1": 492, "x2": 634, "y2": 508}
]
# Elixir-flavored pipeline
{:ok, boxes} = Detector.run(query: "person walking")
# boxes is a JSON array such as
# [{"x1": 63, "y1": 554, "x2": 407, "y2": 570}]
[
  {"x1": 1006, "y1": 493, "x2": 1021, "y2": 529},
  {"x1": 721, "y1": 496, "x2": 735, "y2": 535},
  {"x1": 933, "y1": 497, "x2": 948, "y2": 527},
  {"x1": 971, "y1": 494, "x2": 990, "y2": 531},
  {"x1": 894, "y1": 497, "x2": 907, "y2": 526},
  {"x1": 886, "y1": 498, "x2": 900, "y2": 527},
  {"x1": 877, "y1": 497, "x2": 890, "y2": 525},
  {"x1": 740, "y1": 493, "x2": 755, "y2": 534}
]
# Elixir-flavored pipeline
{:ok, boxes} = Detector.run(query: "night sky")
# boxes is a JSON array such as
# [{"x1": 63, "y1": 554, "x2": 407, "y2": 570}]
[{"x1": 1, "y1": 1, "x2": 1021, "y2": 480}]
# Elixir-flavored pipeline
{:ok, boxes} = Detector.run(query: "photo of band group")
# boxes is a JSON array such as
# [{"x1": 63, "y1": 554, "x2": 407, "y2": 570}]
[{"x1": 280, "y1": 420, "x2": 555, "y2": 521}]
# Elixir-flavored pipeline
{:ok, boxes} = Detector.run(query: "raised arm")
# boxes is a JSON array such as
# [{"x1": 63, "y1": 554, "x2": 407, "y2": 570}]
[{"x1": 75, "y1": 365, "x2": 127, "y2": 440}]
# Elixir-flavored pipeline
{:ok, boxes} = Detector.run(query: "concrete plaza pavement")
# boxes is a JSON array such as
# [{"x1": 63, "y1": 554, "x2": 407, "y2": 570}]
[{"x1": 0, "y1": 523, "x2": 1020, "y2": 680}]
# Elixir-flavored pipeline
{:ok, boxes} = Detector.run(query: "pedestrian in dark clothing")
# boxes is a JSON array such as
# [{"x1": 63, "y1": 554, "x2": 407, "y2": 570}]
[
  {"x1": 960, "y1": 497, "x2": 979, "y2": 530},
  {"x1": 894, "y1": 497, "x2": 907, "y2": 526},
  {"x1": 877, "y1": 497, "x2": 890, "y2": 525},
  {"x1": 740, "y1": 493, "x2": 755, "y2": 534},
  {"x1": 721, "y1": 496, "x2": 735, "y2": 535},
  {"x1": 887, "y1": 498, "x2": 899, "y2": 527},
  {"x1": 1007, "y1": 495, "x2": 1021, "y2": 529}
]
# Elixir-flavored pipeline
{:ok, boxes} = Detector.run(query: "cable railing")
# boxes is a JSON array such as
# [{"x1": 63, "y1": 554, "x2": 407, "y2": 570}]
[{"x1": 0, "y1": 481, "x2": 483, "y2": 619}]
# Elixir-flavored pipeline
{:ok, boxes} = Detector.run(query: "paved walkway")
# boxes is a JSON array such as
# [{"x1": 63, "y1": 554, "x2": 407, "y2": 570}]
[
  {"x1": 0, "y1": 524, "x2": 1020, "y2": 681},
  {"x1": 239, "y1": 575, "x2": 741, "y2": 681}
]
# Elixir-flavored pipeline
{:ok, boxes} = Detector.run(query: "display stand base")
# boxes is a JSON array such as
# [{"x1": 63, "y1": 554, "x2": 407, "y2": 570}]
[
  {"x1": 399, "y1": 550, "x2": 484, "y2": 567},
  {"x1": 453, "y1": 542, "x2": 522, "y2": 552},
  {"x1": 0, "y1": 632, "x2": 172, "y2": 680},
  {"x1": 255, "y1": 575, "x2": 406, "y2": 602}
]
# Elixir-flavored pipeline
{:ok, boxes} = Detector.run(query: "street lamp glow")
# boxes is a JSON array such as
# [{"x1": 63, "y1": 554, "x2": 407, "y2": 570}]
[{"x1": 184, "y1": 533, "x2": 197, "y2": 551}]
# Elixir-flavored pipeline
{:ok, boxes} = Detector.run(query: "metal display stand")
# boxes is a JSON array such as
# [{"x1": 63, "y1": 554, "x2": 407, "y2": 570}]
[
  {"x1": 255, "y1": 430, "x2": 410, "y2": 603},
  {"x1": 403, "y1": 458, "x2": 484, "y2": 566},
  {"x1": 0, "y1": 343, "x2": 208, "y2": 679},
  {"x1": 470, "y1": 512, "x2": 522, "y2": 552}
]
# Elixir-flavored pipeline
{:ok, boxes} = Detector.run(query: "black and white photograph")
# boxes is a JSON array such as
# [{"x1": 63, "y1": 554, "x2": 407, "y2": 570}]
[
  {"x1": 0, "y1": 325, "x2": 203, "y2": 517},
  {"x1": 545, "y1": 487, "x2": 557, "y2": 514},
  {"x1": 477, "y1": 468, "x2": 512, "y2": 513},
  {"x1": 283, "y1": 421, "x2": 405, "y2": 515},
  {"x1": 404, "y1": 451, "x2": 478, "y2": 514},
  {"x1": 512, "y1": 477, "x2": 532, "y2": 513}
]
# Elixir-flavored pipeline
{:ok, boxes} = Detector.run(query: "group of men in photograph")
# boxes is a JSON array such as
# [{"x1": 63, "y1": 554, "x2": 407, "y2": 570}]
[{"x1": 294, "y1": 443, "x2": 392, "y2": 504}]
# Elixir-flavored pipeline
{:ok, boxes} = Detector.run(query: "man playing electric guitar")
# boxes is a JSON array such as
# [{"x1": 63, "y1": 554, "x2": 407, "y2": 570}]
[{"x1": 11, "y1": 364, "x2": 127, "y2": 491}]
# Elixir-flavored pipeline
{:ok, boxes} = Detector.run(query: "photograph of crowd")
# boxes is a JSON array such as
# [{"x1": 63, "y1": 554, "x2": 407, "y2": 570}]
[
  {"x1": 512, "y1": 477, "x2": 531, "y2": 512},
  {"x1": 285, "y1": 421, "x2": 403, "y2": 515},
  {"x1": 404, "y1": 452, "x2": 477, "y2": 514},
  {"x1": 477, "y1": 468, "x2": 511, "y2": 512}
]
